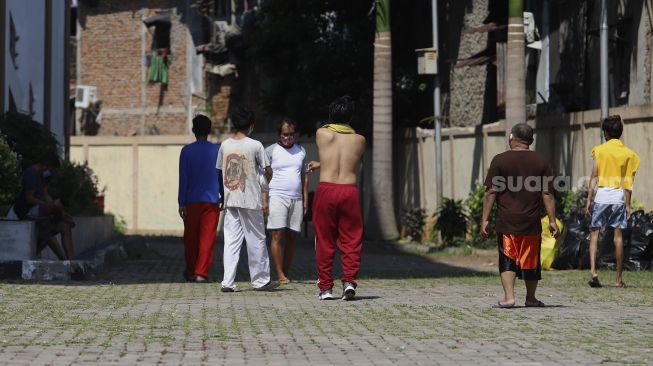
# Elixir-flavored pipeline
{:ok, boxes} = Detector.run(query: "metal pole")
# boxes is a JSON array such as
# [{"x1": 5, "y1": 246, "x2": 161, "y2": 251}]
[
  {"x1": 432, "y1": 0, "x2": 443, "y2": 205},
  {"x1": 600, "y1": 0, "x2": 609, "y2": 121},
  {"x1": 187, "y1": 32, "x2": 193, "y2": 136},
  {"x1": 543, "y1": 0, "x2": 550, "y2": 101},
  {"x1": 140, "y1": 10, "x2": 146, "y2": 136},
  {"x1": 64, "y1": 0, "x2": 71, "y2": 156},
  {"x1": 75, "y1": 7, "x2": 82, "y2": 135}
]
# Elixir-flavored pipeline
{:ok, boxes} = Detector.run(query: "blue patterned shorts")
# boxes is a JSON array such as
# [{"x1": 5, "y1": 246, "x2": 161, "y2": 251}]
[{"x1": 590, "y1": 203, "x2": 627, "y2": 229}]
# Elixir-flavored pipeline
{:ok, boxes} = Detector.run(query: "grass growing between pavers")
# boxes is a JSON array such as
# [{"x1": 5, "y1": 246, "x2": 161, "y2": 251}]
[{"x1": 0, "y1": 240, "x2": 652, "y2": 365}]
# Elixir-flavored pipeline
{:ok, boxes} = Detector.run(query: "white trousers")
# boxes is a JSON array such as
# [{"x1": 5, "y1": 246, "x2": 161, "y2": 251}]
[{"x1": 221, "y1": 207, "x2": 271, "y2": 289}]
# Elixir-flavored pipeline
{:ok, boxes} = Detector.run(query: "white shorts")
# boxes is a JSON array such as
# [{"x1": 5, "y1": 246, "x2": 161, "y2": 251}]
[{"x1": 267, "y1": 196, "x2": 303, "y2": 232}]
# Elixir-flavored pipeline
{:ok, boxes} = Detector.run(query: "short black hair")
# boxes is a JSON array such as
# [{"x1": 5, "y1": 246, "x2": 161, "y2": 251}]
[
  {"x1": 510, "y1": 123, "x2": 534, "y2": 145},
  {"x1": 602, "y1": 115, "x2": 623, "y2": 139},
  {"x1": 278, "y1": 118, "x2": 297, "y2": 135},
  {"x1": 230, "y1": 106, "x2": 255, "y2": 131},
  {"x1": 192, "y1": 114, "x2": 212, "y2": 136},
  {"x1": 39, "y1": 153, "x2": 61, "y2": 168},
  {"x1": 328, "y1": 95, "x2": 355, "y2": 124}
]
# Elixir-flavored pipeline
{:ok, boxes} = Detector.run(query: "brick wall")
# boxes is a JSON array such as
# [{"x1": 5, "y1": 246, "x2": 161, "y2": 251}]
[
  {"x1": 79, "y1": 0, "x2": 190, "y2": 135},
  {"x1": 208, "y1": 78, "x2": 231, "y2": 125},
  {"x1": 97, "y1": 110, "x2": 190, "y2": 136}
]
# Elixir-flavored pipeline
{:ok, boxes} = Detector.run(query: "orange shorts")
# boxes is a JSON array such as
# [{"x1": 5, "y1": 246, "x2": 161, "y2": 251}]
[{"x1": 498, "y1": 233, "x2": 541, "y2": 280}]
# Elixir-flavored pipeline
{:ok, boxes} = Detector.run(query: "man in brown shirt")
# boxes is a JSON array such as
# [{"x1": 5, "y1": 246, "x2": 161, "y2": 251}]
[{"x1": 481, "y1": 123, "x2": 560, "y2": 308}]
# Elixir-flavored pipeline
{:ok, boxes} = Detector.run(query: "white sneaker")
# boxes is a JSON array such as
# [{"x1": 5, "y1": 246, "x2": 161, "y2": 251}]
[
  {"x1": 318, "y1": 289, "x2": 336, "y2": 300},
  {"x1": 342, "y1": 282, "x2": 356, "y2": 301}
]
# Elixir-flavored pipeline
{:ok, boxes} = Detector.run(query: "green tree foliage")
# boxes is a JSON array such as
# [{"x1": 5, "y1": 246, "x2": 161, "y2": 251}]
[
  {"x1": 465, "y1": 183, "x2": 496, "y2": 243},
  {"x1": 48, "y1": 161, "x2": 102, "y2": 216},
  {"x1": 0, "y1": 111, "x2": 60, "y2": 168},
  {"x1": 0, "y1": 111, "x2": 102, "y2": 215},
  {"x1": 389, "y1": 1, "x2": 433, "y2": 129},
  {"x1": 555, "y1": 187, "x2": 588, "y2": 220},
  {"x1": 241, "y1": 0, "x2": 374, "y2": 134},
  {"x1": 0, "y1": 135, "x2": 21, "y2": 206},
  {"x1": 0, "y1": 111, "x2": 59, "y2": 207}
]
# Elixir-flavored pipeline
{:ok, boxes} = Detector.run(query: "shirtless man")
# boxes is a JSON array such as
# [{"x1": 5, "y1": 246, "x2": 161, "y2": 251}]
[{"x1": 307, "y1": 95, "x2": 366, "y2": 301}]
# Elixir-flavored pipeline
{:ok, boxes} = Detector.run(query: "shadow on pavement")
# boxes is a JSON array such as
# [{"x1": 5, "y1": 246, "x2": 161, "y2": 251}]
[
  {"x1": 490, "y1": 305, "x2": 573, "y2": 309},
  {"x1": 3, "y1": 236, "x2": 494, "y2": 285}
]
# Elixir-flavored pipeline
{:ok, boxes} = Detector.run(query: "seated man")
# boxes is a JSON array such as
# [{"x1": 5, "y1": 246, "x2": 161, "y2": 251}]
[{"x1": 13, "y1": 154, "x2": 75, "y2": 260}]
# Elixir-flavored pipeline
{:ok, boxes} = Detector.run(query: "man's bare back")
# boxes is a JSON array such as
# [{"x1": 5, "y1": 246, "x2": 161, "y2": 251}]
[{"x1": 311, "y1": 127, "x2": 365, "y2": 185}]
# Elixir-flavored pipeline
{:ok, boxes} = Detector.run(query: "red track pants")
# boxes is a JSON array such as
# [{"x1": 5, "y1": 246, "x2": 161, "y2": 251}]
[
  {"x1": 313, "y1": 182, "x2": 363, "y2": 292},
  {"x1": 183, "y1": 202, "x2": 220, "y2": 277}
]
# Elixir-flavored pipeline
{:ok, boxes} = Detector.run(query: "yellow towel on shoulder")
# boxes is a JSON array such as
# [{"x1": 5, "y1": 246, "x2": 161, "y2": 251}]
[{"x1": 323, "y1": 123, "x2": 355, "y2": 134}]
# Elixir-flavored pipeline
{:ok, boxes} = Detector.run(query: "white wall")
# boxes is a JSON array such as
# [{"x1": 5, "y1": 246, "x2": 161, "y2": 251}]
[
  {"x1": 70, "y1": 134, "x2": 321, "y2": 234},
  {"x1": 399, "y1": 109, "x2": 653, "y2": 216}
]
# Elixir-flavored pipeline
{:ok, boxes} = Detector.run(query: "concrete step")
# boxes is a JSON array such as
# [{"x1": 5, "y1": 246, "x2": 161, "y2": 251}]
[{"x1": 0, "y1": 236, "x2": 140, "y2": 281}]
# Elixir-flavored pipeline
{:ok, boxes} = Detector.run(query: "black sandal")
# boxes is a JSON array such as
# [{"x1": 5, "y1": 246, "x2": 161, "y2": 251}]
[
  {"x1": 525, "y1": 300, "x2": 546, "y2": 307},
  {"x1": 588, "y1": 276, "x2": 602, "y2": 288}
]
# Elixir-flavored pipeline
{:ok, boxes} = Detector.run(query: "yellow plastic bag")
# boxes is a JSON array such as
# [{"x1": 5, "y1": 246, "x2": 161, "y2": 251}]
[{"x1": 540, "y1": 216, "x2": 565, "y2": 270}]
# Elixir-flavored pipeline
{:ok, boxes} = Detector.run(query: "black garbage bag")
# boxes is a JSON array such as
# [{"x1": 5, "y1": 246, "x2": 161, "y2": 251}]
[
  {"x1": 625, "y1": 210, "x2": 653, "y2": 270},
  {"x1": 552, "y1": 214, "x2": 591, "y2": 269},
  {"x1": 582, "y1": 210, "x2": 652, "y2": 271},
  {"x1": 552, "y1": 209, "x2": 653, "y2": 271},
  {"x1": 596, "y1": 210, "x2": 653, "y2": 270},
  {"x1": 596, "y1": 226, "x2": 619, "y2": 268}
]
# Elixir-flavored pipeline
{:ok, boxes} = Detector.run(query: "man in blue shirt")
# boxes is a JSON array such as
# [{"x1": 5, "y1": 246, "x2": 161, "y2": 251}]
[{"x1": 178, "y1": 115, "x2": 224, "y2": 283}]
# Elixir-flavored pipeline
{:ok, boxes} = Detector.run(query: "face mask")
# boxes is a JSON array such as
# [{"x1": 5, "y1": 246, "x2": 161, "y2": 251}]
[
  {"x1": 508, "y1": 133, "x2": 513, "y2": 145},
  {"x1": 247, "y1": 126, "x2": 254, "y2": 136},
  {"x1": 42, "y1": 170, "x2": 52, "y2": 179},
  {"x1": 280, "y1": 135, "x2": 295, "y2": 147}
]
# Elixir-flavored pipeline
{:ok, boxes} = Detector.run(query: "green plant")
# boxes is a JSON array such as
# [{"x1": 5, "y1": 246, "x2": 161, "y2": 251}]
[
  {"x1": 0, "y1": 111, "x2": 60, "y2": 168},
  {"x1": 556, "y1": 189, "x2": 576, "y2": 219},
  {"x1": 48, "y1": 161, "x2": 102, "y2": 216},
  {"x1": 465, "y1": 183, "x2": 496, "y2": 244},
  {"x1": 0, "y1": 134, "x2": 21, "y2": 206},
  {"x1": 243, "y1": 1, "x2": 374, "y2": 135},
  {"x1": 557, "y1": 188, "x2": 588, "y2": 220},
  {"x1": 401, "y1": 208, "x2": 427, "y2": 243},
  {"x1": 631, "y1": 198, "x2": 646, "y2": 212},
  {"x1": 108, "y1": 212, "x2": 128, "y2": 235},
  {"x1": 434, "y1": 198, "x2": 468, "y2": 246}
]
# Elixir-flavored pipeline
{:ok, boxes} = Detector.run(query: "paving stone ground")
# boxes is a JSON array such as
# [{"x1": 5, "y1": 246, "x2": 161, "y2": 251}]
[{"x1": 0, "y1": 236, "x2": 652, "y2": 365}]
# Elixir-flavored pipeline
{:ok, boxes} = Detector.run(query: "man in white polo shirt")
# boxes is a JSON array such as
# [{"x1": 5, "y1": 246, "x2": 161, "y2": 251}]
[{"x1": 263, "y1": 118, "x2": 308, "y2": 284}]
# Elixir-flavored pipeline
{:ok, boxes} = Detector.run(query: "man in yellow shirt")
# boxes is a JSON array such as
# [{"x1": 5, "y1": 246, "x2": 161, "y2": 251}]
[{"x1": 585, "y1": 115, "x2": 640, "y2": 288}]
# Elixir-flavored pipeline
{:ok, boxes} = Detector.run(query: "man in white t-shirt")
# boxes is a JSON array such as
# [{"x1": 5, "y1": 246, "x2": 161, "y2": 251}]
[
  {"x1": 216, "y1": 107, "x2": 279, "y2": 292},
  {"x1": 262, "y1": 118, "x2": 308, "y2": 284}
]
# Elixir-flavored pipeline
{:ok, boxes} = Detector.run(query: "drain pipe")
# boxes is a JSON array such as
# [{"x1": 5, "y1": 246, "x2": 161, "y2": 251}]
[
  {"x1": 432, "y1": 0, "x2": 443, "y2": 206},
  {"x1": 600, "y1": 0, "x2": 609, "y2": 130}
]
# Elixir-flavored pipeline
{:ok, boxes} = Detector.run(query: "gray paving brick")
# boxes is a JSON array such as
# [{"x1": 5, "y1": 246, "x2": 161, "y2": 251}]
[{"x1": 0, "y1": 237, "x2": 651, "y2": 365}]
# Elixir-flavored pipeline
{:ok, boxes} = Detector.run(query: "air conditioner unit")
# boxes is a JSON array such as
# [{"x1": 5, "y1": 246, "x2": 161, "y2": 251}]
[{"x1": 75, "y1": 85, "x2": 97, "y2": 109}]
